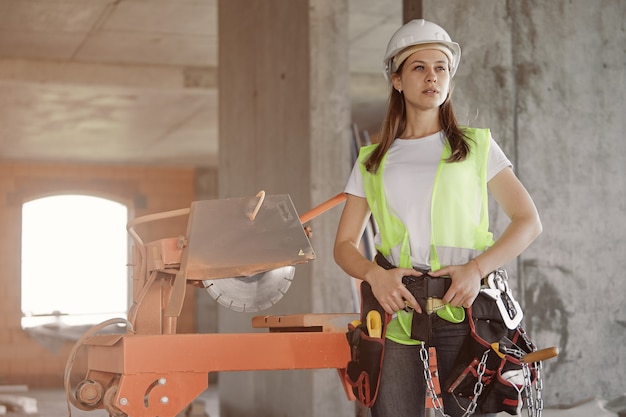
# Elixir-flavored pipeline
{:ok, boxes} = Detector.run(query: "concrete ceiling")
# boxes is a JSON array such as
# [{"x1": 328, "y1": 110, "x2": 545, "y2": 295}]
[{"x1": 0, "y1": 0, "x2": 401, "y2": 168}]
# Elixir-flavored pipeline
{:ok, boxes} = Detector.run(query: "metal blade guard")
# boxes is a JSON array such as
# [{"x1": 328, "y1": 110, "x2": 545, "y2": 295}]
[{"x1": 181, "y1": 194, "x2": 315, "y2": 311}]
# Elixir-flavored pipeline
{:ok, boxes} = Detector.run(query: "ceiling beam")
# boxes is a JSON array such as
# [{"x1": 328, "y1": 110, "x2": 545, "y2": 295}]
[{"x1": 0, "y1": 58, "x2": 217, "y2": 90}]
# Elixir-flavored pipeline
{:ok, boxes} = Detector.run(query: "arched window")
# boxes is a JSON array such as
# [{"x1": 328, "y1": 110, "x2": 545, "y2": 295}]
[{"x1": 21, "y1": 195, "x2": 129, "y2": 328}]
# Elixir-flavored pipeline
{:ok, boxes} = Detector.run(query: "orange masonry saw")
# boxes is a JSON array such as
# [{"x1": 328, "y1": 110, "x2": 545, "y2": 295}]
[{"x1": 64, "y1": 191, "x2": 356, "y2": 417}]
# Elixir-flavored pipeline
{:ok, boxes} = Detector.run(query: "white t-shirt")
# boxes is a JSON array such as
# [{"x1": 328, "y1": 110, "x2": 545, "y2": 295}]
[{"x1": 344, "y1": 131, "x2": 511, "y2": 269}]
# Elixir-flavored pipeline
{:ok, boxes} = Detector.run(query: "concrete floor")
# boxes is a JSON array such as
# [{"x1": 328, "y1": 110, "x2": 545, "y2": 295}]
[
  {"x1": 3, "y1": 386, "x2": 219, "y2": 417},
  {"x1": 4, "y1": 387, "x2": 619, "y2": 417}
]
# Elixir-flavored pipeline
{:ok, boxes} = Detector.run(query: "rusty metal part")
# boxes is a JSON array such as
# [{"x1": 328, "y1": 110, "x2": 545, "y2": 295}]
[
  {"x1": 103, "y1": 384, "x2": 126, "y2": 417},
  {"x1": 75, "y1": 379, "x2": 104, "y2": 409}
]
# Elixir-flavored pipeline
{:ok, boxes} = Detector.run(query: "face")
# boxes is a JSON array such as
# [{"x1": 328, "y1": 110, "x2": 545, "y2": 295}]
[{"x1": 392, "y1": 49, "x2": 451, "y2": 111}]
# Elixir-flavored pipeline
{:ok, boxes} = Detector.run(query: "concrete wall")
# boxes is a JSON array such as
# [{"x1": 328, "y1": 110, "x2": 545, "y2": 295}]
[{"x1": 426, "y1": 0, "x2": 626, "y2": 406}]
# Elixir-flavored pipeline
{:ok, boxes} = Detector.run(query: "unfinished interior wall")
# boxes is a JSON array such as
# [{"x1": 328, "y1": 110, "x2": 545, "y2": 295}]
[
  {"x1": 216, "y1": 1, "x2": 352, "y2": 416},
  {"x1": 426, "y1": 0, "x2": 626, "y2": 406},
  {"x1": 0, "y1": 162, "x2": 196, "y2": 387}
]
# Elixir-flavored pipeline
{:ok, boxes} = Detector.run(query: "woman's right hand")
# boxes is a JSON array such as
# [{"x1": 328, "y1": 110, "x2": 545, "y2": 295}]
[
  {"x1": 367, "y1": 266, "x2": 422, "y2": 315},
  {"x1": 334, "y1": 194, "x2": 421, "y2": 315}
]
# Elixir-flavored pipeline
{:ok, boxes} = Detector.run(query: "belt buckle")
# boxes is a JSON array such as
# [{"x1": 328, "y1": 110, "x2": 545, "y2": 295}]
[{"x1": 425, "y1": 297, "x2": 445, "y2": 314}]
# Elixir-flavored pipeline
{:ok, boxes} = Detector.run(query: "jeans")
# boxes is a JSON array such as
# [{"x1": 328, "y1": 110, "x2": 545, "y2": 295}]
[{"x1": 371, "y1": 314, "x2": 497, "y2": 417}]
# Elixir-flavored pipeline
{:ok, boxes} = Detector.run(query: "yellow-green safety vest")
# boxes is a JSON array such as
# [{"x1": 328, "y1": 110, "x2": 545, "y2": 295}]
[{"x1": 357, "y1": 128, "x2": 495, "y2": 343}]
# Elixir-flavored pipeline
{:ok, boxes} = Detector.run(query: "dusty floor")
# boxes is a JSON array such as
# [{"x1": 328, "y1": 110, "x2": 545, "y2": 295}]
[
  {"x1": 3, "y1": 387, "x2": 620, "y2": 417},
  {"x1": 3, "y1": 386, "x2": 219, "y2": 417}
]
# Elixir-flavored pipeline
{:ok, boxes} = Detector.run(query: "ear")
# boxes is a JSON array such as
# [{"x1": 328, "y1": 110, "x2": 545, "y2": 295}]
[{"x1": 391, "y1": 74, "x2": 402, "y2": 92}]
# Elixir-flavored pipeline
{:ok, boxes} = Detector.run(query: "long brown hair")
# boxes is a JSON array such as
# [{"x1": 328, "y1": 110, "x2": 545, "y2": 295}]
[{"x1": 365, "y1": 78, "x2": 471, "y2": 173}]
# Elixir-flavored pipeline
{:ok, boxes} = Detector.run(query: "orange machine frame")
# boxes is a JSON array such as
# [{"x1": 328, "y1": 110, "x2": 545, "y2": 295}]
[
  {"x1": 67, "y1": 193, "x2": 362, "y2": 417},
  {"x1": 79, "y1": 314, "x2": 357, "y2": 416}
]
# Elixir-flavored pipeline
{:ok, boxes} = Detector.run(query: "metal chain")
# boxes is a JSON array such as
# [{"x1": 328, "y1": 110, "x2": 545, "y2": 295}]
[
  {"x1": 420, "y1": 344, "x2": 489, "y2": 417},
  {"x1": 535, "y1": 361, "x2": 544, "y2": 415},
  {"x1": 517, "y1": 326, "x2": 544, "y2": 417},
  {"x1": 518, "y1": 326, "x2": 536, "y2": 353},
  {"x1": 465, "y1": 350, "x2": 489, "y2": 416},
  {"x1": 418, "y1": 323, "x2": 546, "y2": 417},
  {"x1": 522, "y1": 363, "x2": 536, "y2": 417},
  {"x1": 420, "y1": 344, "x2": 449, "y2": 417},
  {"x1": 521, "y1": 360, "x2": 545, "y2": 417}
]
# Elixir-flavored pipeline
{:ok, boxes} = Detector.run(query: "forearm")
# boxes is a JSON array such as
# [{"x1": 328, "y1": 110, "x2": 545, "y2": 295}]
[
  {"x1": 472, "y1": 212, "x2": 542, "y2": 276},
  {"x1": 472, "y1": 166, "x2": 543, "y2": 276},
  {"x1": 333, "y1": 240, "x2": 383, "y2": 284},
  {"x1": 334, "y1": 234, "x2": 422, "y2": 314},
  {"x1": 333, "y1": 194, "x2": 385, "y2": 283}
]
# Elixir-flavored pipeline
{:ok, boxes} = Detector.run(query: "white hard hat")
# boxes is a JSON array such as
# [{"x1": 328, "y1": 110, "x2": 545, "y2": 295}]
[{"x1": 383, "y1": 19, "x2": 461, "y2": 81}]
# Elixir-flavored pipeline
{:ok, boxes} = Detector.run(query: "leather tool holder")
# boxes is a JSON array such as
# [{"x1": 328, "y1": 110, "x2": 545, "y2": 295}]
[
  {"x1": 344, "y1": 281, "x2": 389, "y2": 407},
  {"x1": 374, "y1": 252, "x2": 452, "y2": 343},
  {"x1": 442, "y1": 291, "x2": 537, "y2": 415},
  {"x1": 402, "y1": 274, "x2": 452, "y2": 343}
]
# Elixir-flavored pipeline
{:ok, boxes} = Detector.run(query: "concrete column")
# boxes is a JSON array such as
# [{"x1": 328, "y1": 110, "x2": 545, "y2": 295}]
[
  {"x1": 426, "y1": 0, "x2": 626, "y2": 406},
  {"x1": 402, "y1": 0, "x2": 423, "y2": 22},
  {"x1": 217, "y1": 1, "x2": 353, "y2": 416}
]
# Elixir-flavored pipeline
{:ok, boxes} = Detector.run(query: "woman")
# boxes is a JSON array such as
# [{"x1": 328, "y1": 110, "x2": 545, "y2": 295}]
[{"x1": 334, "y1": 19, "x2": 542, "y2": 417}]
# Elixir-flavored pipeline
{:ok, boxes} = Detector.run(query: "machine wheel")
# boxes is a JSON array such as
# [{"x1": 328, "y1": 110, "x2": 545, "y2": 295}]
[
  {"x1": 75, "y1": 379, "x2": 104, "y2": 409},
  {"x1": 103, "y1": 385, "x2": 127, "y2": 417}
]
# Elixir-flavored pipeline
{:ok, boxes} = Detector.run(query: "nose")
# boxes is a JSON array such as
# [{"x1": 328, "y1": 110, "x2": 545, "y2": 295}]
[{"x1": 426, "y1": 67, "x2": 437, "y2": 82}]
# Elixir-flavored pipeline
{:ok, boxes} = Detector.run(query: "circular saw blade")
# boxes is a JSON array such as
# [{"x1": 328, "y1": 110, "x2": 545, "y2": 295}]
[{"x1": 202, "y1": 266, "x2": 295, "y2": 312}]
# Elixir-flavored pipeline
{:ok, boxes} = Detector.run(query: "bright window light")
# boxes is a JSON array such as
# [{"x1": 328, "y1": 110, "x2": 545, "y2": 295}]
[{"x1": 21, "y1": 195, "x2": 129, "y2": 328}]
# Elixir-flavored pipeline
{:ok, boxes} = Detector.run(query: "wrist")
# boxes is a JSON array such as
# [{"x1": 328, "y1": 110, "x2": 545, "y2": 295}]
[
  {"x1": 470, "y1": 258, "x2": 483, "y2": 279},
  {"x1": 362, "y1": 261, "x2": 385, "y2": 284}
]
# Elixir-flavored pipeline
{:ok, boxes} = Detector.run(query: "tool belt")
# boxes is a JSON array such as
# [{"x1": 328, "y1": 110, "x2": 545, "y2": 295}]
[
  {"x1": 374, "y1": 252, "x2": 455, "y2": 342},
  {"x1": 374, "y1": 252, "x2": 450, "y2": 300},
  {"x1": 344, "y1": 253, "x2": 541, "y2": 413},
  {"x1": 343, "y1": 253, "x2": 452, "y2": 407},
  {"x1": 442, "y1": 275, "x2": 538, "y2": 415},
  {"x1": 344, "y1": 280, "x2": 389, "y2": 407}
]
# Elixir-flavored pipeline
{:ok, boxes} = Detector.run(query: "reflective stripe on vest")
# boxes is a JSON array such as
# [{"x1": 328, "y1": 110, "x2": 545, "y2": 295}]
[{"x1": 358, "y1": 128, "x2": 495, "y2": 271}]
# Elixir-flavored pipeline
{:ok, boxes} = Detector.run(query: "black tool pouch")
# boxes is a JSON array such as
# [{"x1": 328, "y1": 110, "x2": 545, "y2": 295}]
[
  {"x1": 343, "y1": 281, "x2": 389, "y2": 407},
  {"x1": 374, "y1": 252, "x2": 449, "y2": 343},
  {"x1": 442, "y1": 291, "x2": 537, "y2": 415},
  {"x1": 402, "y1": 275, "x2": 451, "y2": 343}
]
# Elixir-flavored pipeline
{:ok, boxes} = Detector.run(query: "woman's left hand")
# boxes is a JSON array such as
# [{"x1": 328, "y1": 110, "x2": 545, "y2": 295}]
[{"x1": 429, "y1": 262, "x2": 482, "y2": 308}]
